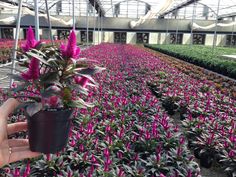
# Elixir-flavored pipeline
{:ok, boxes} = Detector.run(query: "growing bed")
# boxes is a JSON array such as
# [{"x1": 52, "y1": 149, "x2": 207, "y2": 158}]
[
  {"x1": 0, "y1": 44, "x2": 235, "y2": 176},
  {"x1": 144, "y1": 44, "x2": 236, "y2": 79}
]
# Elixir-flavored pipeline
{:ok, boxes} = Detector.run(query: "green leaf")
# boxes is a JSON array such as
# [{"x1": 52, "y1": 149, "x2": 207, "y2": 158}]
[
  {"x1": 18, "y1": 61, "x2": 29, "y2": 68},
  {"x1": 68, "y1": 99, "x2": 94, "y2": 108},
  {"x1": 12, "y1": 82, "x2": 30, "y2": 92},
  {"x1": 71, "y1": 85, "x2": 88, "y2": 95},
  {"x1": 67, "y1": 101, "x2": 86, "y2": 109},
  {"x1": 76, "y1": 66, "x2": 105, "y2": 75},
  {"x1": 30, "y1": 48, "x2": 48, "y2": 57},
  {"x1": 8, "y1": 74, "x2": 26, "y2": 82},
  {"x1": 26, "y1": 102, "x2": 42, "y2": 116},
  {"x1": 26, "y1": 51, "x2": 50, "y2": 66},
  {"x1": 40, "y1": 90, "x2": 57, "y2": 98},
  {"x1": 75, "y1": 73, "x2": 98, "y2": 85},
  {"x1": 40, "y1": 71, "x2": 58, "y2": 83},
  {"x1": 14, "y1": 95, "x2": 41, "y2": 102},
  {"x1": 15, "y1": 101, "x2": 36, "y2": 110}
]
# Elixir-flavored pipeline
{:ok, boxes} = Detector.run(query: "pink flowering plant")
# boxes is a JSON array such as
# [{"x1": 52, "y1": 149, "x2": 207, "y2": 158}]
[{"x1": 11, "y1": 27, "x2": 104, "y2": 114}]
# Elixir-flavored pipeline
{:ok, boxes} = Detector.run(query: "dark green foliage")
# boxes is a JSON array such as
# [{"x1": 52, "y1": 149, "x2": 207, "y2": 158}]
[{"x1": 145, "y1": 44, "x2": 236, "y2": 79}]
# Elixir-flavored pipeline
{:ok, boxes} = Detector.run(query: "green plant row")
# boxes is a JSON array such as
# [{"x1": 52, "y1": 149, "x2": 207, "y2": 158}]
[{"x1": 144, "y1": 44, "x2": 236, "y2": 79}]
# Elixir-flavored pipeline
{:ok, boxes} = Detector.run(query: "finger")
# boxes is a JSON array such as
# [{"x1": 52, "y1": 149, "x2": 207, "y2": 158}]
[
  {"x1": 0, "y1": 98, "x2": 20, "y2": 119},
  {"x1": 9, "y1": 149, "x2": 41, "y2": 164},
  {"x1": 7, "y1": 122, "x2": 27, "y2": 135},
  {"x1": 11, "y1": 146, "x2": 30, "y2": 152},
  {"x1": 8, "y1": 139, "x2": 29, "y2": 147}
]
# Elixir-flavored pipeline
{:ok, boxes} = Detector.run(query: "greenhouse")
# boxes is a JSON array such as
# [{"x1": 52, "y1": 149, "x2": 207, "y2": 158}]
[{"x1": 0, "y1": 0, "x2": 235, "y2": 176}]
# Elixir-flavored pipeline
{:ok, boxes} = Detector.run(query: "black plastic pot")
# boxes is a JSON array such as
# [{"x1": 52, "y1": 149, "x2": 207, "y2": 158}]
[
  {"x1": 200, "y1": 152, "x2": 214, "y2": 168},
  {"x1": 215, "y1": 152, "x2": 223, "y2": 165},
  {"x1": 26, "y1": 109, "x2": 73, "y2": 154},
  {"x1": 227, "y1": 171, "x2": 236, "y2": 177},
  {"x1": 194, "y1": 148, "x2": 201, "y2": 159}
]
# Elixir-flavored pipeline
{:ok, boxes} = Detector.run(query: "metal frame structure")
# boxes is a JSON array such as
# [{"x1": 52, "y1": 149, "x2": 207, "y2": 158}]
[
  {"x1": 10, "y1": 0, "x2": 23, "y2": 87},
  {"x1": 218, "y1": 12, "x2": 236, "y2": 20},
  {"x1": 88, "y1": 0, "x2": 106, "y2": 16},
  {"x1": 159, "y1": 0, "x2": 201, "y2": 18}
]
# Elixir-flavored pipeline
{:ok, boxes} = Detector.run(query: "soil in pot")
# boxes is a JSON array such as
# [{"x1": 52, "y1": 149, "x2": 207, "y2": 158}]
[{"x1": 26, "y1": 109, "x2": 73, "y2": 154}]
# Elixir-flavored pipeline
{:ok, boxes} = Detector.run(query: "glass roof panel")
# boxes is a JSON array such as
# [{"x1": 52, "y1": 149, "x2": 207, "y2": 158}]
[{"x1": 3, "y1": 0, "x2": 236, "y2": 20}]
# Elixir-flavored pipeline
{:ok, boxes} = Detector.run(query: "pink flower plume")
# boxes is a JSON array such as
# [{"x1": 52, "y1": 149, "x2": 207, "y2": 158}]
[
  {"x1": 21, "y1": 58, "x2": 40, "y2": 80},
  {"x1": 22, "y1": 26, "x2": 41, "y2": 52},
  {"x1": 60, "y1": 30, "x2": 81, "y2": 59},
  {"x1": 21, "y1": 27, "x2": 41, "y2": 80}
]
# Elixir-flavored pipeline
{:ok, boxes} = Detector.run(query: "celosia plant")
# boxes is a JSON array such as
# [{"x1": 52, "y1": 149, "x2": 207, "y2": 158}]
[{"x1": 10, "y1": 27, "x2": 104, "y2": 114}]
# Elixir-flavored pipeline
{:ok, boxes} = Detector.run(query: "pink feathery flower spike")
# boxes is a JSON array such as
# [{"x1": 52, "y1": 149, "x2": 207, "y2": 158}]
[
  {"x1": 21, "y1": 58, "x2": 40, "y2": 80},
  {"x1": 21, "y1": 27, "x2": 41, "y2": 80},
  {"x1": 60, "y1": 30, "x2": 81, "y2": 59},
  {"x1": 22, "y1": 26, "x2": 41, "y2": 52}
]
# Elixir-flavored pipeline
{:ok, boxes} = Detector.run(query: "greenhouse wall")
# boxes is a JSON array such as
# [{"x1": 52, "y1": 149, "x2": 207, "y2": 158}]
[
  {"x1": 164, "y1": 34, "x2": 170, "y2": 44},
  {"x1": 149, "y1": 33, "x2": 158, "y2": 44},
  {"x1": 0, "y1": 28, "x2": 232, "y2": 46},
  {"x1": 217, "y1": 35, "x2": 226, "y2": 46},
  {"x1": 182, "y1": 34, "x2": 191, "y2": 44},
  {"x1": 13, "y1": 28, "x2": 42, "y2": 39},
  {"x1": 127, "y1": 32, "x2": 136, "y2": 44},
  {"x1": 205, "y1": 34, "x2": 214, "y2": 46},
  {"x1": 104, "y1": 32, "x2": 114, "y2": 43},
  {"x1": 94, "y1": 31, "x2": 102, "y2": 44},
  {"x1": 76, "y1": 31, "x2": 81, "y2": 43},
  {"x1": 159, "y1": 33, "x2": 167, "y2": 44}
]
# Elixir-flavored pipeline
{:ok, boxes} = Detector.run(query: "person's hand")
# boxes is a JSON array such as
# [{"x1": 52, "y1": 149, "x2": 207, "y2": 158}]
[{"x1": 0, "y1": 98, "x2": 41, "y2": 167}]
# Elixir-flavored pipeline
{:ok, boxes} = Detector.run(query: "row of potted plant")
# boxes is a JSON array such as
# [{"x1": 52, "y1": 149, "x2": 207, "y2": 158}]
[
  {"x1": 144, "y1": 44, "x2": 236, "y2": 79},
  {"x1": 0, "y1": 47, "x2": 12, "y2": 64},
  {"x1": 0, "y1": 39, "x2": 65, "y2": 64},
  {"x1": 144, "y1": 48, "x2": 236, "y2": 100},
  {"x1": 143, "y1": 48, "x2": 235, "y2": 175},
  {"x1": 1, "y1": 41, "x2": 201, "y2": 176}
]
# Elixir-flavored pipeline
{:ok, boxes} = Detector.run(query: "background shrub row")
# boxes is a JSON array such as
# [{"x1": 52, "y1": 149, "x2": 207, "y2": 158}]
[{"x1": 145, "y1": 44, "x2": 236, "y2": 79}]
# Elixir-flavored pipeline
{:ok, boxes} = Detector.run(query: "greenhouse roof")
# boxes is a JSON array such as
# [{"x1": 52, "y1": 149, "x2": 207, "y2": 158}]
[{"x1": 2, "y1": 0, "x2": 236, "y2": 20}]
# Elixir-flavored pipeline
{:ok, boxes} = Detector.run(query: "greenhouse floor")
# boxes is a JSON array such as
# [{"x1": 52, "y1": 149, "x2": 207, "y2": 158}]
[
  {"x1": 0, "y1": 62, "x2": 25, "y2": 88},
  {"x1": 0, "y1": 44, "x2": 235, "y2": 176}
]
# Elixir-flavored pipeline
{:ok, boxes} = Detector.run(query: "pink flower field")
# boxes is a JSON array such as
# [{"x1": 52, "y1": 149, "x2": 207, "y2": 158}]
[{"x1": 0, "y1": 43, "x2": 235, "y2": 176}]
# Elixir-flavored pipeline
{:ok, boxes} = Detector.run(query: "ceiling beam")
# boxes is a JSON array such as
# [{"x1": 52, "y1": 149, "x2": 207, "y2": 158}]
[
  {"x1": 158, "y1": 0, "x2": 201, "y2": 19},
  {"x1": 88, "y1": 0, "x2": 106, "y2": 17},
  {"x1": 218, "y1": 12, "x2": 236, "y2": 20},
  {"x1": 0, "y1": 0, "x2": 45, "y2": 13}
]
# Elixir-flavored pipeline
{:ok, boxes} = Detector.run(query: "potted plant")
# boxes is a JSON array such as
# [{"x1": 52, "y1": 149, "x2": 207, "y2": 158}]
[
  {"x1": 192, "y1": 132, "x2": 219, "y2": 168},
  {"x1": 9, "y1": 27, "x2": 104, "y2": 153},
  {"x1": 161, "y1": 96, "x2": 179, "y2": 115}
]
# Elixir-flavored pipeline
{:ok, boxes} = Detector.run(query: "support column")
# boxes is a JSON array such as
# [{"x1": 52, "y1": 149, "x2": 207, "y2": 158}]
[
  {"x1": 93, "y1": 0, "x2": 96, "y2": 44},
  {"x1": 45, "y1": 0, "x2": 54, "y2": 44},
  {"x1": 72, "y1": 0, "x2": 75, "y2": 29},
  {"x1": 165, "y1": 14, "x2": 170, "y2": 44},
  {"x1": 190, "y1": 1, "x2": 196, "y2": 47},
  {"x1": 34, "y1": 0, "x2": 40, "y2": 40},
  {"x1": 10, "y1": 0, "x2": 23, "y2": 86},
  {"x1": 86, "y1": 2, "x2": 89, "y2": 45},
  {"x1": 212, "y1": 0, "x2": 221, "y2": 51},
  {"x1": 175, "y1": 18, "x2": 180, "y2": 44},
  {"x1": 230, "y1": 24, "x2": 235, "y2": 47}
]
